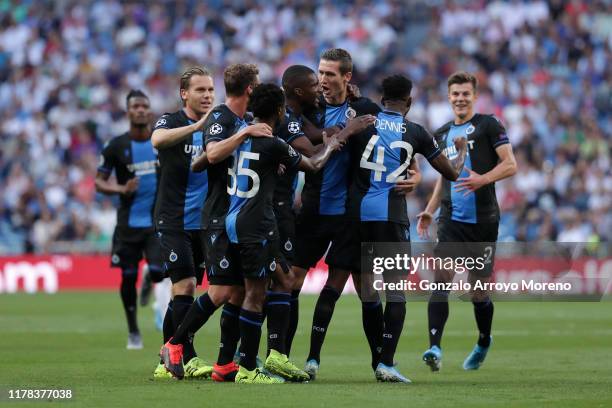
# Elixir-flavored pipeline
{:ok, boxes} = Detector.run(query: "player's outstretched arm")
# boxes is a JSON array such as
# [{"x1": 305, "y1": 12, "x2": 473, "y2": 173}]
[
  {"x1": 334, "y1": 115, "x2": 376, "y2": 144},
  {"x1": 298, "y1": 133, "x2": 341, "y2": 173},
  {"x1": 206, "y1": 123, "x2": 273, "y2": 164},
  {"x1": 152, "y1": 110, "x2": 212, "y2": 149},
  {"x1": 95, "y1": 172, "x2": 139, "y2": 196},
  {"x1": 302, "y1": 116, "x2": 341, "y2": 144},
  {"x1": 454, "y1": 144, "x2": 517, "y2": 195},
  {"x1": 191, "y1": 151, "x2": 209, "y2": 172},
  {"x1": 290, "y1": 135, "x2": 325, "y2": 158},
  {"x1": 429, "y1": 137, "x2": 467, "y2": 181}
]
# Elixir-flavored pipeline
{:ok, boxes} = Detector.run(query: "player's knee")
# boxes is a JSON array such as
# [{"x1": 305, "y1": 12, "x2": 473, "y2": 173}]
[
  {"x1": 326, "y1": 269, "x2": 350, "y2": 291},
  {"x1": 121, "y1": 267, "x2": 138, "y2": 287},
  {"x1": 229, "y1": 287, "x2": 245, "y2": 306},
  {"x1": 208, "y1": 284, "x2": 242, "y2": 306},
  {"x1": 386, "y1": 291, "x2": 406, "y2": 303},
  {"x1": 272, "y1": 271, "x2": 293, "y2": 292},
  {"x1": 471, "y1": 292, "x2": 490, "y2": 304},
  {"x1": 430, "y1": 289, "x2": 450, "y2": 303},
  {"x1": 291, "y1": 266, "x2": 307, "y2": 289},
  {"x1": 147, "y1": 264, "x2": 165, "y2": 283},
  {"x1": 172, "y1": 278, "x2": 196, "y2": 296}
]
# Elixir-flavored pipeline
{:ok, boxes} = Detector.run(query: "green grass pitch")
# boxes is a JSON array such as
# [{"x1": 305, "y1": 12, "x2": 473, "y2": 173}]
[{"x1": 1, "y1": 293, "x2": 610, "y2": 407}]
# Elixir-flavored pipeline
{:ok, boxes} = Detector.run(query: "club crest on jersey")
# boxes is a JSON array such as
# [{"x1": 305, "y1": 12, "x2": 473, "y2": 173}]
[
  {"x1": 345, "y1": 107, "x2": 357, "y2": 119},
  {"x1": 155, "y1": 118, "x2": 167, "y2": 128},
  {"x1": 284, "y1": 239, "x2": 293, "y2": 251},
  {"x1": 111, "y1": 254, "x2": 120, "y2": 264},
  {"x1": 288, "y1": 122, "x2": 301, "y2": 134},
  {"x1": 169, "y1": 251, "x2": 178, "y2": 263},
  {"x1": 220, "y1": 257, "x2": 230, "y2": 269},
  {"x1": 466, "y1": 124, "x2": 475, "y2": 135},
  {"x1": 209, "y1": 123, "x2": 223, "y2": 135},
  {"x1": 269, "y1": 260, "x2": 277, "y2": 271}
]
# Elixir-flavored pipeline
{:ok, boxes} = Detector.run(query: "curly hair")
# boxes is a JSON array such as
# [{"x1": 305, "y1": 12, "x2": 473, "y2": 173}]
[
  {"x1": 249, "y1": 83, "x2": 285, "y2": 120},
  {"x1": 381, "y1": 75, "x2": 413, "y2": 102}
]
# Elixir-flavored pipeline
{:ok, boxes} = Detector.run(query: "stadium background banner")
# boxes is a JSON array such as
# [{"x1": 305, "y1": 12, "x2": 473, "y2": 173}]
[{"x1": 0, "y1": 255, "x2": 609, "y2": 295}]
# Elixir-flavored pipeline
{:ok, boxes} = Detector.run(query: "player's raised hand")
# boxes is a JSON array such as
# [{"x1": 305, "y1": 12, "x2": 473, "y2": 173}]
[
  {"x1": 454, "y1": 167, "x2": 490, "y2": 196},
  {"x1": 394, "y1": 169, "x2": 421, "y2": 194},
  {"x1": 192, "y1": 110, "x2": 212, "y2": 131},
  {"x1": 416, "y1": 211, "x2": 433, "y2": 239},
  {"x1": 453, "y1": 136, "x2": 467, "y2": 151},
  {"x1": 324, "y1": 132, "x2": 342, "y2": 151},
  {"x1": 122, "y1": 177, "x2": 139, "y2": 196},
  {"x1": 346, "y1": 114, "x2": 376, "y2": 134},
  {"x1": 246, "y1": 123, "x2": 273, "y2": 138}
]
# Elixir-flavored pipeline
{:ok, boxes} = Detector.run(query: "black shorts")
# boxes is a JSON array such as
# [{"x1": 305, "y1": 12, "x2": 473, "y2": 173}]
[
  {"x1": 273, "y1": 202, "x2": 296, "y2": 272},
  {"x1": 111, "y1": 226, "x2": 162, "y2": 270},
  {"x1": 157, "y1": 228, "x2": 206, "y2": 285},
  {"x1": 294, "y1": 213, "x2": 353, "y2": 271},
  {"x1": 435, "y1": 220, "x2": 499, "y2": 277},
  {"x1": 204, "y1": 226, "x2": 243, "y2": 286},
  {"x1": 231, "y1": 240, "x2": 277, "y2": 280},
  {"x1": 346, "y1": 221, "x2": 411, "y2": 273}
]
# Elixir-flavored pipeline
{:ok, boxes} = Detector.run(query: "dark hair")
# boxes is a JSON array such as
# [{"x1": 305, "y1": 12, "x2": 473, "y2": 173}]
[
  {"x1": 447, "y1": 71, "x2": 478, "y2": 91},
  {"x1": 224, "y1": 63, "x2": 259, "y2": 97},
  {"x1": 282, "y1": 65, "x2": 315, "y2": 98},
  {"x1": 381, "y1": 75, "x2": 413, "y2": 102},
  {"x1": 126, "y1": 89, "x2": 148, "y2": 108},
  {"x1": 320, "y1": 48, "x2": 352, "y2": 74},
  {"x1": 250, "y1": 83, "x2": 285, "y2": 120}
]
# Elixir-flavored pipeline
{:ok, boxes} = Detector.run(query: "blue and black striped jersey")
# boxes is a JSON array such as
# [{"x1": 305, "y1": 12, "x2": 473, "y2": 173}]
[
  {"x1": 152, "y1": 110, "x2": 208, "y2": 230},
  {"x1": 98, "y1": 133, "x2": 159, "y2": 229},
  {"x1": 347, "y1": 111, "x2": 441, "y2": 224},
  {"x1": 301, "y1": 96, "x2": 381, "y2": 216},
  {"x1": 202, "y1": 104, "x2": 249, "y2": 229},
  {"x1": 226, "y1": 135, "x2": 302, "y2": 244},
  {"x1": 434, "y1": 113, "x2": 509, "y2": 224}
]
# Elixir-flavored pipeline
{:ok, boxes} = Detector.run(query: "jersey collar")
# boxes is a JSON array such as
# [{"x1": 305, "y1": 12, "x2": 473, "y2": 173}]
[{"x1": 382, "y1": 109, "x2": 404, "y2": 117}]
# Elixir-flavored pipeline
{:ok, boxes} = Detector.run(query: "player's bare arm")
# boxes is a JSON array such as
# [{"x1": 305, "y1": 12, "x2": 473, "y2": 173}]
[
  {"x1": 298, "y1": 132, "x2": 341, "y2": 172},
  {"x1": 290, "y1": 134, "x2": 326, "y2": 158},
  {"x1": 454, "y1": 144, "x2": 517, "y2": 196},
  {"x1": 334, "y1": 114, "x2": 377, "y2": 144},
  {"x1": 190, "y1": 151, "x2": 209, "y2": 172},
  {"x1": 430, "y1": 137, "x2": 468, "y2": 181},
  {"x1": 302, "y1": 115, "x2": 341, "y2": 144},
  {"x1": 206, "y1": 123, "x2": 273, "y2": 164},
  {"x1": 417, "y1": 176, "x2": 443, "y2": 239},
  {"x1": 151, "y1": 110, "x2": 212, "y2": 149},
  {"x1": 95, "y1": 172, "x2": 139, "y2": 196}
]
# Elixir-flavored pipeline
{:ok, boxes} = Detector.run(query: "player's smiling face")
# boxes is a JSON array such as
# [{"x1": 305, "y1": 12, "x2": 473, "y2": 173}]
[
  {"x1": 127, "y1": 97, "x2": 151, "y2": 126},
  {"x1": 318, "y1": 59, "x2": 351, "y2": 104},
  {"x1": 448, "y1": 82, "x2": 477, "y2": 122},
  {"x1": 182, "y1": 75, "x2": 215, "y2": 116}
]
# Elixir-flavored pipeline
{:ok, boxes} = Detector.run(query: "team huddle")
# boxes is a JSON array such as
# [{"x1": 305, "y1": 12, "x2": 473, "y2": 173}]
[{"x1": 96, "y1": 48, "x2": 517, "y2": 384}]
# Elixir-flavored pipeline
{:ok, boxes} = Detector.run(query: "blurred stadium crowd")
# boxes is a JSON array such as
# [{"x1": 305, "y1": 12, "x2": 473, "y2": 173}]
[{"x1": 0, "y1": 0, "x2": 609, "y2": 254}]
